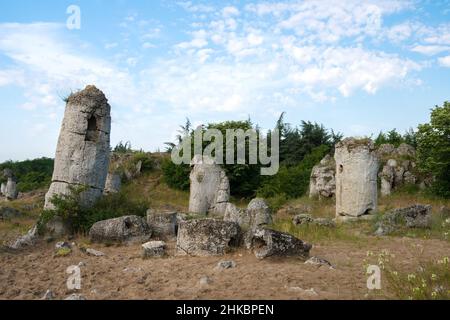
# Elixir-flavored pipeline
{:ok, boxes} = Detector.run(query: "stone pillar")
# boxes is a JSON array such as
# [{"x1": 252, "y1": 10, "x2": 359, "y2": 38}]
[
  {"x1": 335, "y1": 138, "x2": 378, "y2": 219},
  {"x1": 379, "y1": 159, "x2": 396, "y2": 197},
  {"x1": 5, "y1": 178, "x2": 18, "y2": 200},
  {"x1": 104, "y1": 172, "x2": 121, "y2": 195},
  {"x1": 0, "y1": 182, "x2": 6, "y2": 196},
  {"x1": 189, "y1": 155, "x2": 229, "y2": 215},
  {"x1": 44, "y1": 85, "x2": 111, "y2": 210}
]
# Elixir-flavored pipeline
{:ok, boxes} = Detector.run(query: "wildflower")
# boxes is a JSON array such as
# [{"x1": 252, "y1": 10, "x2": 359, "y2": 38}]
[
  {"x1": 407, "y1": 274, "x2": 416, "y2": 281},
  {"x1": 431, "y1": 274, "x2": 437, "y2": 281},
  {"x1": 431, "y1": 292, "x2": 438, "y2": 299}
]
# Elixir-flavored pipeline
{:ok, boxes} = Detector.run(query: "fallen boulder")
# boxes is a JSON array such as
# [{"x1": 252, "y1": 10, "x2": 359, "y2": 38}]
[
  {"x1": 8, "y1": 226, "x2": 39, "y2": 250},
  {"x1": 89, "y1": 215, "x2": 152, "y2": 244},
  {"x1": 176, "y1": 219, "x2": 240, "y2": 256},
  {"x1": 249, "y1": 228, "x2": 311, "y2": 259}
]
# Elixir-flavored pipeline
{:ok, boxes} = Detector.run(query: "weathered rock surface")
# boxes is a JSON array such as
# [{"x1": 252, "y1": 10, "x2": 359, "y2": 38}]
[
  {"x1": 5, "y1": 178, "x2": 18, "y2": 200},
  {"x1": 104, "y1": 172, "x2": 121, "y2": 194},
  {"x1": 375, "y1": 204, "x2": 432, "y2": 236},
  {"x1": 309, "y1": 154, "x2": 336, "y2": 198},
  {"x1": 396, "y1": 143, "x2": 416, "y2": 157},
  {"x1": 176, "y1": 219, "x2": 240, "y2": 256},
  {"x1": 292, "y1": 214, "x2": 335, "y2": 227},
  {"x1": 335, "y1": 138, "x2": 379, "y2": 218},
  {"x1": 89, "y1": 215, "x2": 152, "y2": 244},
  {"x1": 189, "y1": 155, "x2": 230, "y2": 215},
  {"x1": 305, "y1": 256, "x2": 335, "y2": 269},
  {"x1": 248, "y1": 228, "x2": 311, "y2": 259},
  {"x1": 44, "y1": 85, "x2": 111, "y2": 210},
  {"x1": 65, "y1": 294, "x2": 86, "y2": 300},
  {"x1": 9, "y1": 226, "x2": 39, "y2": 250},
  {"x1": 142, "y1": 241, "x2": 166, "y2": 258},
  {"x1": 215, "y1": 260, "x2": 237, "y2": 270},
  {"x1": 0, "y1": 182, "x2": 6, "y2": 196},
  {"x1": 146, "y1": 209, "x2": 177, "y2": 238},
  {"x1": 85, "y1": 248, "x2": 105, "y2": 257}
]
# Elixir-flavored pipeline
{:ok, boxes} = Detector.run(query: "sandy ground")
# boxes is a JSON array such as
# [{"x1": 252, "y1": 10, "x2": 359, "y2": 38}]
[{"x1": 0, "y1": 236, "x2": 448, "y2": 300}]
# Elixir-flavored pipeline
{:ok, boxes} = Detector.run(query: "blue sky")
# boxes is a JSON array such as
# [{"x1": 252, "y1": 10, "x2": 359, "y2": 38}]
[{"x1": 1, "y1": 0, "x2": 449, "y2": 162}]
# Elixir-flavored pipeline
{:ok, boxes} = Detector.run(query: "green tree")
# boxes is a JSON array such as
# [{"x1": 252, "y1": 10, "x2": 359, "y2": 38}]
[{"x1": 416, "y1": 101, "x2": 450, "y2": 198}]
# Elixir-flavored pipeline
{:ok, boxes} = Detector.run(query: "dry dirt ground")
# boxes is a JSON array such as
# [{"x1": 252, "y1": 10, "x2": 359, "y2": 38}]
[{"x1": 1, "y1": 236, "x2": 448, "y2": 300}]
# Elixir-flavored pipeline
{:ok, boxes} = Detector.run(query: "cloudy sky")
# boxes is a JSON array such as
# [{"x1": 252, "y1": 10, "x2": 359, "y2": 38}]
[{"x1": 1, "y1": 0, "x2": 449, "y2": 162}]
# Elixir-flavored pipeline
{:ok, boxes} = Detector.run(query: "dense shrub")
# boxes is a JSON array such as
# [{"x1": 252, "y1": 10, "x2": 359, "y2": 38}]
[
  {"x1": 0, "y1": 158, "x2": 54, "y2": 192},
  {"x1": 416, "y1": 101, "x2": 450, "y2": 198},
  {"x1": 374, "y1": 128, "x2": 418, "y2": 148},
  {"x1": 257, "y1": 145, "x2": 330, "y2": 199},
  {"x1": 41, "y1": 186, "x2": 148, "y2": 234},
  {"x1": 161, "y1": 158, "x2": 191, "y2": 191}
]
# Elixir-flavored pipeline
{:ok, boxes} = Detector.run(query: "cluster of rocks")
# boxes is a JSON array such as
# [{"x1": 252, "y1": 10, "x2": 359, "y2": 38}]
[
  {"x1": 375, "y1": 204, "x2": 432, "y2": 236},
  {"x1": 377, "y1": 143, "x2": 420, "y2": 196},
  {"x1": 309, "y1": 141, "x2": 422, "y2": 203},
  {"x1": 0, "y1": 169, "x2": 18, "y2": 201}
]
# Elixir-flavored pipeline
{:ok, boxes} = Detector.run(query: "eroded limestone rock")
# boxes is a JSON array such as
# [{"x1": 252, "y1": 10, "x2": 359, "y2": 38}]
[
  {"x1": 335, "y1": 138, "x2": 379, "y2": 218},
  {"x1": 176, "y1": 219, "x2": 240, "y2": 256},
  {"x1": 189, "y1": 155, "x2": 230, "y2": 215},
  {"x1": 142, "y1": 241, "x2": 166, "y2": 258},
  {"x1": 44, "y1": 85, "x2": 111, "y2": 210},
  {"x1": 309, "y1": 154, "x2": 336, "y2": 198},
  {"x1": 89, "y1": 215, "x2": 151, "y2": 244},
  {"x1": 375, "y1": 204, "x2": 432, "y2": 236},
  {"x1": 146, "y1": 209, "x2": 177, "y2": 238},
  {"x1": 104, "y1": 172, "x2": 121, "y2": 195},
  {"x1": 249, "y1": 228, "x2": 311, "y2": 259}
]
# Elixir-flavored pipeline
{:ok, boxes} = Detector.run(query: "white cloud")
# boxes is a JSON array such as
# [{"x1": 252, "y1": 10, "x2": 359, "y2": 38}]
[
  {"x1": 222, "y1": 6, "x2": 240, "y2": 17},
  {"x1": 438, "y1": 55, "x2": 450, "y2": 67},
  {"x1": 411, "y1": 45, "x2": 450, "y2": 56}
]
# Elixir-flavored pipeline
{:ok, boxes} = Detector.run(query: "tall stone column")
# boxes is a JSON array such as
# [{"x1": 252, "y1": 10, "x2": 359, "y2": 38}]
[
  {"x1": 335, "y1": 138, "x2": 379, "y2": 219},
  {"x1": 44, "y1": 85, "x2": 111, "y2": 210}
]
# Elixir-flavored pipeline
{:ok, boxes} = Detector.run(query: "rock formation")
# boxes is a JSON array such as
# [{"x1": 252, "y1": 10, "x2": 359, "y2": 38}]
[
  {"x1": 0, "y1": 182, "x2": 6, "y2": 196},
  {"x1": 176, "y1": 219, "x2": 240, "y2": 256},
  {"x1": 309, "y1": 154, "x2": 336, "y2": 198},
  {"x1": 189, "y1": 155, "x2": 230, "y2": 215},
  {"x1": 2, "y1": 169, "x2": 18, "y2": 200},
  {"x1": 44, "y1": 85, "x2": 111, "y2": 210},
  {"x1": 248, "y1": 228, "x2": 312, "y2": 259},
  {"x1": 335, "y1": 138, "x2": 379, "y2": 219},
  {"x1": 104, "y1": 172, "x2": 121, "y2": 195},
  {"x1": 146, "y1": 209, "x2": 178, "y2": 238},
  {"x1": 142, "y1": 241, "x2": 166, "y2": 258},
  {"x1": 375, "y1": 204, "x2": 432, "y2": 236},
  {"x1": 89, "y1": 215, "x2": 152, "y2": 244}
]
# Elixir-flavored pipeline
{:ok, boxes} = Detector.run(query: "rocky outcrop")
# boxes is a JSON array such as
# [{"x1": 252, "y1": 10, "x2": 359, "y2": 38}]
[
  {"x1": 309, "y1": 154, "x2": 336, "y2": 198},
  {"x1": 189, "y1": 155, "x2": 230, "y2": 215},
  {"x1": 176, "y1": 219, "x2": 240, "y2": 256},
  {"x1": 335, "y1": 138, "x2": 379, "y2": 219},
  {"x1": 89, "y1": 215, "x2": 152, "y2": 244},
  {"x1": 2, "y1": 170, "x2": 18, "y2": 201},
  {"x1": 146, "y1": 209, "x2": 178, "y2": 238},
  {"x1": 248, "y1": 228, "x2": 311, "y2": 259},
  {"x1": 375, "y1": 205, "x2": 432, "y2": 236},
  {"x1": 8, "y1": 226, "x2": 39, "y2": 250},
  {"x1": 104, "y1": 172, "x2": 121, "y2": 195},
  {"x1": 44, "y1": 85, "x2": 111, "y2": 210}
]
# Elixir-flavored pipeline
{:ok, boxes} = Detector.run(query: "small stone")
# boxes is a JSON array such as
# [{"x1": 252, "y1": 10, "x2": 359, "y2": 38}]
[
  {"x1": 55, "y1": 241, "x2": 71, "y2": 250},
  {"x1": 142, "y1": 241, "x2": 166, "y2": 258},
  {"x1": 215, "y1": 260, "x2": 236, "y2": 270},
  {"x1": 305, "y1": 256, "x2": 335, "y2": 269},
  {"x1": 199, "y1": 276, "x2": 212, "y2": 286},
  {"x1": 292, "y1": 214, "x2": 314, "y2": 226},
  {"x1": 86, "y1": 248, "x2": 105, "y2": 257},
  {"x1": 312, "y1": 218, "x2": 336, "y2": 228},
  {"x1": 65, "y1": 294, "x2": 86, "y2": 300},
  {"x1": 42, "y1": 290, "x2": 55, "y2": 300}
]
